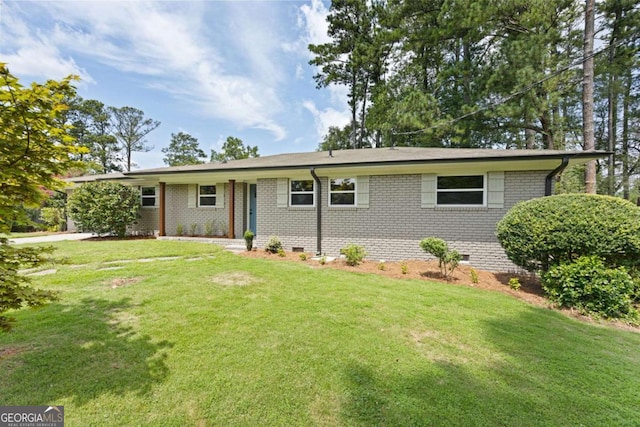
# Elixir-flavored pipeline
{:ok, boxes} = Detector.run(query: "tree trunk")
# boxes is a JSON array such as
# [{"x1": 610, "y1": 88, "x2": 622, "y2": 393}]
[
  {"x1": 622, "y1": 70, "x2": 631, "y2": 199},
  {"x1": 607, "y1": 52, "x2": 618, "y2": 196},
  {"x1": 583, "y1": 0, "x2": 596, "y2": 193}
]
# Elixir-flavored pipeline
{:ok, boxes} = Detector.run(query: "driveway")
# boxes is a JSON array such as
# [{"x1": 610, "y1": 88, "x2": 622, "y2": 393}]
[{"x1": 9, "y1": 233, "x2": 94, "y2": 245}]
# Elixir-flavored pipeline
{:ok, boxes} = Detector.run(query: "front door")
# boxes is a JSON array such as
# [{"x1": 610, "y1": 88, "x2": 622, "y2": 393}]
[{"x1": 249, "y1": 184, "x2": 257, "y2": 234}]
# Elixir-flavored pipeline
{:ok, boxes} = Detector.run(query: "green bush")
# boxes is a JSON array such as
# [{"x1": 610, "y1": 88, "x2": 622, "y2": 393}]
[
  {"x1": 542, "y1": 256, "x2": 637, "y2": 319},
  {"x1": 419, "y1": 237, "x2": 461, "y2": 279},
  {"x1": 40, "y1": 207, "x2": 66, "y2": 232},
  {"x1": 67, "y1": 182, "x2": 141, "y2": 238},
  {"x1": 243, "y1": 230, "x2": 255, "y2": 251},
  {"x1": 497, "y1": 194, "x2": 640, "y2": 272},
  {"x1": 264, "y1": 236, "x2": 283, "y2": 254},
  {"x1": 340, "y1": 243, "x2": 367, "y2": 266}
]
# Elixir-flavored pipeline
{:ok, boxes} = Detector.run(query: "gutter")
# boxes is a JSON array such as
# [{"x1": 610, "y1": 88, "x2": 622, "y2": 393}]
[
  {"x1": 310, "y1": 168, "x2": 322, "y2": 255},
  {"x1": 545, "y1": 156, "x2": 569, "y2": 196}
]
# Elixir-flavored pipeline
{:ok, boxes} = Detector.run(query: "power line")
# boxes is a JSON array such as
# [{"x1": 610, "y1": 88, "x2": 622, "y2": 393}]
[{"x1": 391, "y1": 37, "x2": 632, "y2": 136}]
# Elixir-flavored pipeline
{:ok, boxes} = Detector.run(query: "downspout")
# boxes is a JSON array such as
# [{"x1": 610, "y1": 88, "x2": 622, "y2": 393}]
[
  {"x1": 545, "y1": 156, "x2": 569, "y2": 196},
  {"x1": 310, "y1": 168, "x2": 322, "y2": 255}
]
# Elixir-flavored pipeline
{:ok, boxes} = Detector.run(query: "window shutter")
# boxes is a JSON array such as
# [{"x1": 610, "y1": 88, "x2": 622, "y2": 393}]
[
  {"x1": 421, "y1": 174, "x2": 436, "y2": 208},
  {"x1": 277, "y1": 178, "x2": 288, "y2": 208},
  {"x1": 188, "y1": 184, "x2": 197, "y2": 208},
  {"x1": 216, "y1": 183, "x2": 225, "y2": 208},
  {"x1": 154, "y1": 186, "x2": 160, "y2": 207},
  {"x1": 487, "y1": 172, "x2": 505, "y2": 208},
  {"x1": 356, "y1": 176, "x2": 369, "y2": 208}
]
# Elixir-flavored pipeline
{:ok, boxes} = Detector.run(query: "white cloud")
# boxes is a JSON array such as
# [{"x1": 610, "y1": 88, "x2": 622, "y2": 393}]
[
  {"x1": 1, "y1": 1, "x2": 287, "y2": 141},
  {"x1": 303, "y1": 99, "x2": 350, "y2": 140}
]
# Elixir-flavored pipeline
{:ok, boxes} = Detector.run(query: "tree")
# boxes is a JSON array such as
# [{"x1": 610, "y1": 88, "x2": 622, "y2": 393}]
[
  {"x1": 0, "y1": 64, "x2": 81, "y2": 330},
  {"x1": 67, "y1": 181, "x2": 141, "y2": 238},
  {"x1": 210, "y1": 136, "x2": 259, "y2": 162},
  {"x1": 68, "y1": 98, "x2": 122, "y2": 174},
  {"x1": 161, "y1": 132, "x2": 206, "y2": 166},
  {"x1": 317, "y1": 125, "x2": 354, "y2": 151},
  {"x1": 109, "y1": 106, "x2": 160, "y2": 171},
  {"x1": 583, "y1": 0, "x2": 597, "y2": 193}
]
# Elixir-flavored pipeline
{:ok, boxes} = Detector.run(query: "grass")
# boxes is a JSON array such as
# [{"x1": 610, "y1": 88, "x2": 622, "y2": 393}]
[{"x1": 1, "y1": 240, "x2": 639, "y2": 426}]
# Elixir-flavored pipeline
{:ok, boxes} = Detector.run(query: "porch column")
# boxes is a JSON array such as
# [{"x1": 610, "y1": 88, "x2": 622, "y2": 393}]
[
  {"x1": 228, "y1": 180, "x2": 235, "y2": 239},
  {"x1": 159, "y1": 182, "x2": 166, "y2": 236}
]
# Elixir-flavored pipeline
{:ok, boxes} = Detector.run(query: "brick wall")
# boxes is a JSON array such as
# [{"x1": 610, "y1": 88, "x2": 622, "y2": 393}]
[{"x1": 255, "y1": 171, "x2": 547, "y2": 271}]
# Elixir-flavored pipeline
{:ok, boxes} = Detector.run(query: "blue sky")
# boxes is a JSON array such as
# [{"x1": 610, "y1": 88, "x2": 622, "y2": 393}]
[{"x1": 1, "y1": 0, "x2": 350, "y2": 169}]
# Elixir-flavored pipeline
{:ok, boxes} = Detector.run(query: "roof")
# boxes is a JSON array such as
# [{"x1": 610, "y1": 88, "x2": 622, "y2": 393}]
[{"x1": 67, "y1": 147, "x2": 609, "y2": 185}]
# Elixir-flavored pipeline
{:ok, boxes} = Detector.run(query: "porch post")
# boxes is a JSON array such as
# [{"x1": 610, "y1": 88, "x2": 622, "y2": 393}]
[
  {"x1": 228, "y1": 180, "x2": 235, "y2": 239},
  {"x1": 159, "y1": 182, "x2": 166, "y2": 236}
]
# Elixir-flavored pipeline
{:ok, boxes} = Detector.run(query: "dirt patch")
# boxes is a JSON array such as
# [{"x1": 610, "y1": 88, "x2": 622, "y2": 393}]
[
  {"x1": 212, "y1": 271, "x2": 260, "y2": 287},
  {"x1": 239, "y1": 249, "x2": 545, "y2": 305},
  {"x1": 0, "y1": 345, "x2": 31, "y2": 361},
  {"x1": 109, "y1": 277, "x2": 144, "y2": 289}
]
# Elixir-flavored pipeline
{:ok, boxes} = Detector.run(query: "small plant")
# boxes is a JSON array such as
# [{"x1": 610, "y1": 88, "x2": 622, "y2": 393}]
[
  {"x1": 340, "y1": 243, "x2": 367, "y2": 266},
  {"x1": 176, "y1": 224, "x2": 184, "y2": 236},
  {"x1": 419, "y1": 237, "x2": 462, "y2": 279},
  {"x1": 470, "y1": 267, "x2": 479, "y2": 284},
  {"x1": 299, "y1": 253, "x2": 308, "y2": 261},
  {"x1": 509, "y1": 277, "x2": 521, "y2": 291},
  {"x1": 264, "y1": 235, "x2": 283, "y2": 254},
  {"x1": 204, "y1": 221, "x2": 214, "y2": 237},
  {"x1": 243, "y1": 230, "x2": 255, "y2": 251},
  {"x1": 319, "y1": 256, "x2": 327, "y2": 265},
  {"x1": 378, "y1": 261, "x2": 386, "y2": 271},
  {"x1": 277, "y1": 248, "x2": 286, "y2": 257},
  {"x1": 189, "y1": 223, "x2": 198, "y2": 236},
  {"x1": 400, "y1": 261, "x2": 408, "y2": 275}
]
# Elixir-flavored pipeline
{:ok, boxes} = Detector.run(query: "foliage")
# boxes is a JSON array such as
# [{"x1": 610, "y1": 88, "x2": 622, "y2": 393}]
[
  {"x1": 419, "y1": 237, "x2": 462, "y2": 279},
  {"x1": 470, "y1": 268, "x2": 479, "y2": 284},
  {"x1": 299, "y1": 253, "x2": 308, "y2": 261},
  {"x1": 400, "y1": 261, "x2": 408, "y2": 275},
  {"x1": 67, "y1": 97, "x2": 122, "y2": 174},
  {"x1": 109, "y1": 106, "x2": 160, "y2": 171},
  {"x1": 243, "y1": 230, "x2": 255, "y2": 251},
  {"x1": 188, "y1": 223, "x2": 198, "y2": 236},
  {"x1": 378, "y1": 261, "x2": 385, "y2": 271},
  {"x1": 319, "y1": 255, "x2": 327, "y2": 265},
  {"x1": 264, "y1": 236, "x2": 283, "y2": 254},
  {"x1": 508, "y1": 278, "x2": 521, "y2": 292},
  {"x1": 0, "y1": 238, "x2": 59, "y2": 331},
  {"x1": 340, "y1": 243, "x2": 367, "y2": 266},
  {"x1": 496, "y1": 194, "x2": 640, "y2": 272},
  {"x1": 0, "y1": 64, "x2": 85, "y2": 234},
  {"x1": 161, "y1": 132, "x2": 206, "y2": 166},
  {"x1": 67, "y1": 182, "x2": 141, "y2": 237},
  {"x1": 40, "y1": 207, "x2": 66, "y2": 232},
  {"x1": 176, "y1": 224, "x2": 184, "y2": 236},
  {"x1": 277, "y1": 248, "x2": 286, "y2": 257},
  {"x1": 204, "y1": 221, "x2": 214, "y2": 237},
  {"x1": 542, "y1": 256, "x2": 637, "y2": 320},
  {"x1": 210, "y1": 136, "x2": 259, "y2": 162}
]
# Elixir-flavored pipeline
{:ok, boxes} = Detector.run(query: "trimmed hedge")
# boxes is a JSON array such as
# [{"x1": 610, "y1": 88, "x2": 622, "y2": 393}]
[
  {"x1": 496, "y1": 194, "x2": 640, "y2": 272},
  {"x1": 541, "y1": 256, "x2": 637, "y2": 319}
]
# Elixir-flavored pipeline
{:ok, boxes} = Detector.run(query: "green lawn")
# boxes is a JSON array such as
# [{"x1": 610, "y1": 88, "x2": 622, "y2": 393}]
[{"x1": 1, "y1": 240, "x2": 639, "y2": 426}]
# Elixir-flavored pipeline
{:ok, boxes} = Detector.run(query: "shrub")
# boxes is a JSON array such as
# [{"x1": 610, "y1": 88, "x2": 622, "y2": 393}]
[
  {"x1": 419, "y1": 237, "x2": 462, "y2": 279},
  {"x1": 40, "y1": 207, "x2": 66, "y2": 232},
  {"x1": 264, "y1": 236, "x2": 283, "y2": 254},
  {"x1": 508, "y1": 277, "x2": 521, "y2": 291},
  {"x1": 541, "y1": 256, "x2": 637, "y2": 319},
  {"x1": 378, "y1": 262, "x2": 386, "y2": 271},
  {"x1": 176, "y1": 224, "x2": 184, "y2": 236},
  {"x1": 470, "y1": 268, "x2": 479, "y2": 284},
  {"x1": 204, "y1": 221, "x2": 214, "y2": 237},
  {"x1": 189, "y1": 223, "x2": 198, "y2": 236},
  {"x1": 299, "y1": 253, "x2": 308, "y2": 261},
  {"x1": 67, "y1": 182, "x2": 141, "y2": 238},
  {"x1": 243, "y1": 230, "x2": 255, "y2": 251},
  {"x1": 277, "y1": 248, "x2": 286, "y2": 257},
  {"x1": 319, "y1": 256, "x2": 327, "y2": 265},
  {"x1": 400, "y1": 262, "x2": 408, "y2": 275},
  {"x1": 497, "y1": 194, "x2": 640, "y2": 272},
  {"x1": 340, "y1": 243, "x2": 367, "y2": 266}
]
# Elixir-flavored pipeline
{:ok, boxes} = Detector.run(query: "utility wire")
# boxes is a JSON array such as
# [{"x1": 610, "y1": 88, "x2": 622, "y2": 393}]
[{"x1": 391, "y1": 37, "x2": 633, "y2": 136}]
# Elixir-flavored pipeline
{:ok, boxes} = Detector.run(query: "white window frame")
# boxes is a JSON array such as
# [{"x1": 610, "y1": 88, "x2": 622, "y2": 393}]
[
  {"x1": 290, "y1": 179, "x2": 315, "y2": 207},
  {"x1": 198, "y1": 185, "x2": 217, "y2": 207},
  {"x1": 140, "y1": 186, "x2": 156, "y2": 208},
  {"x1": 436, "y1": 174, "x2": 486, "y2": 207},
  {"x1": 329, "y1": 178, "x2": 357, "y2": 207}
]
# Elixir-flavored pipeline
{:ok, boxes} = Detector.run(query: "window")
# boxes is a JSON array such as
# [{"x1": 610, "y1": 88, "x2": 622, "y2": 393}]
[
  {"x1": 199, "y1": 185, "x2": 216, "y2": 207},
  {"x1": 141, "y1": 186, "x2": 156, "y2": 207},
  {"x1": 330, "y1": 178, "x2": 356, "y2": 206},
  {"x1": 290, "y1": 180, "x2": 314, "y2": 206},
  {"x1": 436, "y1": 175, "x2": 485, "y2": 206}
]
